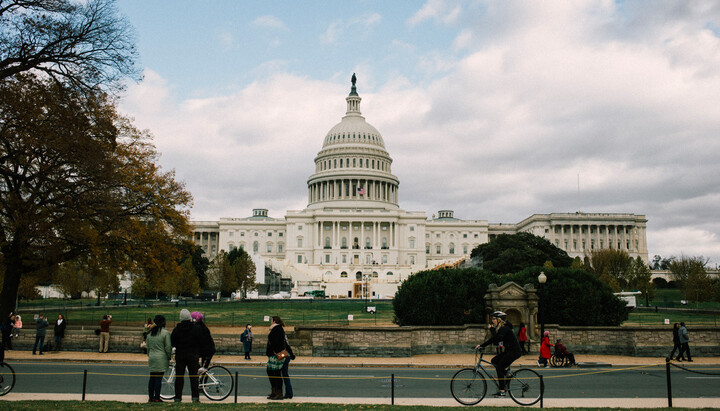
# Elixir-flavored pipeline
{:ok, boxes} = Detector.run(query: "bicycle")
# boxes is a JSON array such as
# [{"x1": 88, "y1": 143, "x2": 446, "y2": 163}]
[
  {"x1": 0, "y1": 361, "x2": 16, "y2": 396},
  {"x1": 450, "y1": 348, "x2": 543, "y2": 406},
  {"x1": 160, "y1": 359, "x2": 233, "y2": 401}
]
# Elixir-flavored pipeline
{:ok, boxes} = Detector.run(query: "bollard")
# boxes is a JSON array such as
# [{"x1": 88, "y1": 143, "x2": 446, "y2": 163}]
[
  {"x1": 82, "y1": 369, "x2": 88, "y2": 401},
  {"x1": 540, "y1": 374, "x2": 544, "y2": 408},
  {"x1": 234, "y1": 371, "x2": 238, "y2": 403},
  {"x1": 391, "y1": 373, "x2": 395, "y2": 405},
  {"x1": 666, "y1": 358, "x2": 673, "y2": 408}
]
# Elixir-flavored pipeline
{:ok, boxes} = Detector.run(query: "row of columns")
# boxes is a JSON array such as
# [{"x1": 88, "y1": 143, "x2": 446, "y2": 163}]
[
  {"x1": 315, "y1": 220, "x2": 398, "y2": 249},
  {"x1": 550, "y1": 224, "x2": 645, "y2": 253},
  {"x1": 308, "y1": 178, "x2": 398, "y2": 204}
]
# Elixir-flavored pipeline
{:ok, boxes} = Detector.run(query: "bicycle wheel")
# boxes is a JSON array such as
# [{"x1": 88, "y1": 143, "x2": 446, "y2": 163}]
[
  {"x1": 450, "y1": 367, "x2": 487, "y2": 406},
  {"x1": 201, "y1": 365, "x2": 233, "y2": 401},
  {"x1": 550, "y1": 354, "x2": 566, "y2": 368},
  {"x1": 508, "y1": 368, "x2": 542, "y2": 406},
  {"x1": 159, "y1": 364, "x2": 176, "y2": 400},
  {"x1": 0, "y1": 362, "x2": 16, "y2": 396}
]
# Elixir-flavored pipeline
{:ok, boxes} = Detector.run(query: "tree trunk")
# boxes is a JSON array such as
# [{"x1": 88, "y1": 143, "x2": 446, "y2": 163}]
[{"x1": 0, "y1": 259, "x2": 24, "y2": 321}]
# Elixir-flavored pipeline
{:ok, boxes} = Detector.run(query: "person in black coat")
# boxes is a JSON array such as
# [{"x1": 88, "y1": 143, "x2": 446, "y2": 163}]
[
  {"x1": 669, "y1": 323, "x2": 682, "y2": 361},
  {"x1": 266, "y1": 316, "x2": 286, "y2": 400},
  {"x1": 53, "y1": 314, "x2": 67, "y2": 351},
  {"x1": 191, "y1": 311, "x2": 215, "y2": 370},
  {"x1": 171, "y1": 309, "x2": 201, "y2": 403},
  {"x1": 476, "y1": 311, "x2": 522, "y2": 398}
]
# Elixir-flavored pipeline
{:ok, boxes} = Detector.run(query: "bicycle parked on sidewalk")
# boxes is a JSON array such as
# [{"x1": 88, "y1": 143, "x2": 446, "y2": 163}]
[
  {"x1": 160, "y1": 358, "x2": 233, "y2": 401},
  {"x1": 0, "y1": 361, "x2": 15, "y2": 396},
  {"x1": 451, "y1": 348, "x2": 543, "y2": 406}
]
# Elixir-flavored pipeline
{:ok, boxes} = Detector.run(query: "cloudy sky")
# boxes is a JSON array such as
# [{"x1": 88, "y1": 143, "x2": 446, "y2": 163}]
[{"x1": 116, "y1": 0, "x2": 720, "y2": 266}]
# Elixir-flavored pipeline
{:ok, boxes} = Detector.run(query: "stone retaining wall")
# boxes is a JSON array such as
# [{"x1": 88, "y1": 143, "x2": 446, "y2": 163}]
[{"x1": 7, "y1": 325, "x2": 719, "y2": 358}]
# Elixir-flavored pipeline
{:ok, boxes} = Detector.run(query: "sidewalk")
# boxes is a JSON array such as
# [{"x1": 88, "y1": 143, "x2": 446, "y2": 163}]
[{"x1": 6, "y1": 349, "x2": 720, "y2": 367}]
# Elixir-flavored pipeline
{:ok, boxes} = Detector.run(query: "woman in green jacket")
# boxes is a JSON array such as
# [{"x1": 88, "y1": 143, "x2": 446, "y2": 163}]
[{"x1": 146, "y1": 315, "x2": 172, "y2": 402}]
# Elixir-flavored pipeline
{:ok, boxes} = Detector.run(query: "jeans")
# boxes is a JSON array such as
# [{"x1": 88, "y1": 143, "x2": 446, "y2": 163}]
[
  {"x1": 148, "y1": 371, "x2": 164, "y2": 400},
  {"x1": 54, "y1": 335, "x2": 63, "y2": 350},
  {"x1": 33, "y1": 334, "x2": 45, "y2": 354},
  {"x1": 492, "y1": 350, "x2": 521, "y2": 391},
  {"x1": 174, "y1": 351, "x2": 200, "y2": 401},
  {"x1": 281, "y1": 357, "x2": 293, "y2": 397}
]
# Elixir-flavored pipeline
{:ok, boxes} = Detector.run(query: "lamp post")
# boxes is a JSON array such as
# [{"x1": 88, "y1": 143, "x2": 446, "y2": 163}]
[{"x1": 537, "y1": 271, "x2": 547, "y2": 341}]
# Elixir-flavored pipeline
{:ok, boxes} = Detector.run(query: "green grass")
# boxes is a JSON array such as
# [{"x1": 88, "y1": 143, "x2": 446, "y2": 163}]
[
  {"x1": 649, "y1": 288, "x2": 720, "y2": 310},
  {"x1": 0, "y1": 402, "x2": 703, "y2": 410},
  {"x1": 16, "y1": 299, "x2": 396, "y2": 328},
  {"x1": 626, "y1": 311, "x2": 720, "y2": 327}
]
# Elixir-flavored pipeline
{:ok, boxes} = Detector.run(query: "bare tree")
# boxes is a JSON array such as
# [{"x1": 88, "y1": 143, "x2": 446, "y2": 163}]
[{"x1": 0, "y1": 0, "x2": 139, "y2": 91}]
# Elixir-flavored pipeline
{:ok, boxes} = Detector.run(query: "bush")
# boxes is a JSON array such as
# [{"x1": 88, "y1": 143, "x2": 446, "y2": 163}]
[
  {"x1": 392, "y1": 268, "x2": 500, "y2": 326},
  {"x1": 508, "y1": 267, "x2": 629, "y2": 326}
]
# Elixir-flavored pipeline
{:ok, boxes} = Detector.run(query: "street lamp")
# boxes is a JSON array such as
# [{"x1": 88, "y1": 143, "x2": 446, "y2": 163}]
[{"x1": 537, "y1": 271, "x2": 547, "y2": 340}]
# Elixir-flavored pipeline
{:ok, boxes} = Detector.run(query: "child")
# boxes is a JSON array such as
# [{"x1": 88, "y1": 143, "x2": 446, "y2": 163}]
[{"x1": 537, "y1": 331, "x2": 553, "y2": 367}]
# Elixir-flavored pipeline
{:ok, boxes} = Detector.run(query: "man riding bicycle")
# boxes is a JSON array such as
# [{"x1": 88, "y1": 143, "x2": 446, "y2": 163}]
[{"x1": 475, "y1": 311, "x2": 522, "y2": 398}]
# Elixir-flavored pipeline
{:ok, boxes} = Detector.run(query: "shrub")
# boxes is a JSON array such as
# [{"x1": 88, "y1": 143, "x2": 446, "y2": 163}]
[{"x1": 392, "y1": 268, "x2": 500, "y2": 326}]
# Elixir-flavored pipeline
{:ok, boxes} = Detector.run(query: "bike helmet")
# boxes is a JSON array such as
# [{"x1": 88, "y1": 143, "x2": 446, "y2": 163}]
[
  {"x1": 190, "y1": 311, "x2": 203, "y2": 321},
  {"x1": 490, "y1": 311, "x2": 507, "y2": 320}
]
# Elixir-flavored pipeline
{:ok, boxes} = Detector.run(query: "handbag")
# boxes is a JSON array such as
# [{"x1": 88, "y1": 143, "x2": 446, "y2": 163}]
[{"x1": 275, "y1": 349, "x2": 289, "y2": 360}]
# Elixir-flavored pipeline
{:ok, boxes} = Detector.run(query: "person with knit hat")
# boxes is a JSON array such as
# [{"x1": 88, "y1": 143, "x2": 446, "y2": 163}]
[
  {"x1": 191, "y1": 311, "x2": 215, "y2": 373},
  {"x1": 170, "y1": 308, "x2": 201, "y2": 402},
  {"x1": 538, "y1": 330, "x2": 553, "y2": 368}
]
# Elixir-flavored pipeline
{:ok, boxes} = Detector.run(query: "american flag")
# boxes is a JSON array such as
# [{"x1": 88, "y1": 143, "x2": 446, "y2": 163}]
[{"x1": 357, "y1": 187, "x2": 366, "y2": 195}]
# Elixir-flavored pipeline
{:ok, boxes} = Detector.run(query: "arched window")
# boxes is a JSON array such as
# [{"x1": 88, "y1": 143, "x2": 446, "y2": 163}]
[
  {"x1": 372, "y1": 271, "x2": 378, "y2": 278},
  {"x1": 353, "y1": 237, "x2": 359, "y2": 249},
  {"x1": 382, "y1": 237, "x2": 387, "y2": 249},
  {"x1": 356, "y1": 272, "x2": 362, "y2": 281},
  {"x1": 341, "y1": 271, "x2": 348, "y2": 278}
]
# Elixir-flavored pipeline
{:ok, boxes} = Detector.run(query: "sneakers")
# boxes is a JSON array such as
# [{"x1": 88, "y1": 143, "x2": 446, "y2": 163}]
[{"x1": 492, "y1": 391, "x2": 507, "y2": 398}]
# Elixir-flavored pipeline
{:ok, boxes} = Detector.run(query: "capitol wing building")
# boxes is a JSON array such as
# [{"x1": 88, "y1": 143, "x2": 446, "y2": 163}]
[{"x1": 192, "y1": 77, "x2": 648, "y2": 299}]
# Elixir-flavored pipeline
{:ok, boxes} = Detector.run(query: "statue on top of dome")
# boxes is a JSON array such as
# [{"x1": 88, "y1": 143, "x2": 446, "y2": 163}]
[{"x1": 351, "y1": 73, "x2": 356, "y2": 87}]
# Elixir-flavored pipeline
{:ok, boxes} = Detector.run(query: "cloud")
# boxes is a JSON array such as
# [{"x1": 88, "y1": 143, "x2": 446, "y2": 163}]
[
  {"x1": 252, "y1": 15, "x2": 288, "y2": 30},
  {"x1": 408, "y1": 0, "x2": 463, "y2": 27},
  {"x1": 320, "y1": 13, "x2": 382, "y2": 44}
]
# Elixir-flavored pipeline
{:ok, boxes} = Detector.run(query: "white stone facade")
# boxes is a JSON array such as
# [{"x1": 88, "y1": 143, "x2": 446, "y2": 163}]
[{"x1": 191, "y1": 78, "x2": 648, "y2": 298}]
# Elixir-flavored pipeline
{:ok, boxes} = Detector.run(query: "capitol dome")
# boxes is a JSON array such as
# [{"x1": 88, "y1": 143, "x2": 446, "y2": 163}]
[{"x1": 306, "y1": 74, "x2": 399, "y2": 210}]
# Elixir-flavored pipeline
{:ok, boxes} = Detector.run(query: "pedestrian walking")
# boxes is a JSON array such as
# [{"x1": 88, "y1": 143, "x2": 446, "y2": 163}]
[
  {"x1": 32, "y1": 313, "x2": 49, "y2": 355},
  {"x1": 266, "y1": 316, "x2": 286, "y2": 400},
  {"x1": 537, "y1": 330, "x2": 553, "y2": 367},
  {"x1": 678, "y1": 322, "x2": 693, "y2": 362},
  {"x1": 146, "y1": 315, "x2": 172, "y2": 403},
  {"x1": 53, "y1": 314, "x2": 67, "y2": 351},
  {"x1": 281, "y1": 333, "x2": 296, "y2": 399},
  {"x1": 98, "y1": 314, "x2": 113, "y2": 353},
  {"x1": 12, "y1": 314, "x2": 22, "y2": 338},
  {"x1": 669, "y1": 323, "x2": 682, "y2": 361},
  {"x1": 1, "y1": 312, "x2": 15, "y2": 352},
  {"x1": 241, "y1": 324, "x2": 253, "y2": 360},
  {"x1": 171, "y1": 308, "x2": 201, "y2": 403},
  {"x1": 518, "y1": 322, "x2": 528, "y2": 355},
  {"x1": 191, "y1": 311, "x2": 215, "y2": 372}
]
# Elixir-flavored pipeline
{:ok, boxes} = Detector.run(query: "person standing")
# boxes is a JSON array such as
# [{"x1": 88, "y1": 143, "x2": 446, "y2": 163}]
[
  {"x1": 32, "y1": 313, "x2": 49, "y2": 355},
  {"x1": 266, "y1": 316, "x2": 286, "y2": 400},
  {"x1": 669, "y1": 323, "x2": 682, "y2": 361},
  {"x1": 281, "y1": 334, "x2": 296, "y2": 399},
  {"x1": 12, "y1": 314, "x2": 22, "y2": 338},
  {"x1": 146, "y1": 315, "x2": 172, "y2": 403},
  {"x1": 53, "y1": 314, "x2": 67, "y2": 351},
  {"x1": 141, "y1": 318, "x2": 153, "y2": 354},
  {"x1": 241, "y1": 324, "x2": 253, "y2": 360},
  {"x1": 537, "y1": 330, "x2": 553, "y2": 368},
  {"x1": 1, "y1": 312, "x2": 15, "y2": 352},
  {"x1": 517, "y1": 322, "x2": 528, "y2": 355},
  {"x1": 171, "y1": 309, "x2": 201, "y2": 403},
  {"x1": 678, "y1": 322, "x2": 692, "y2": 362},
  {"x1": 192, "y1": 312, "x2": 215, "y2": 372},
  {"x1": 99, "y1": 314, "x2": 113, "y2": 353}
]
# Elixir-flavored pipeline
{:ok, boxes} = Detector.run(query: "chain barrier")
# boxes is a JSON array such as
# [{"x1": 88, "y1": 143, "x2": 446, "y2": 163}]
[{"x1": 668, "y1": 360, "x2": 720, "y2": 375}]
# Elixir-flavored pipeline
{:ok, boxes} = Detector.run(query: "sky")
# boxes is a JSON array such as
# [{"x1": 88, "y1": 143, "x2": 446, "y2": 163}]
[{"x1": 115, "y1": 0, "x2": 720, "y2": 267}]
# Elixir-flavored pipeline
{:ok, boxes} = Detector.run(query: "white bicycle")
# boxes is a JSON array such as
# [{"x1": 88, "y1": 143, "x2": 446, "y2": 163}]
[{"x1": 160, "y1": 359, "x2": 233, "y2": 401}]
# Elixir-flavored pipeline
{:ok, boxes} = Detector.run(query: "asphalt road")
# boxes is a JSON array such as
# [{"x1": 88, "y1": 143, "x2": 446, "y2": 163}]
[{"x1": 5, "y1": 361, "x2": 719, "y2": 400}]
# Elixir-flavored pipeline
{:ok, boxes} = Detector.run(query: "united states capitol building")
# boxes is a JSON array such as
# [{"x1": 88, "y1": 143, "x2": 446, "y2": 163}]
[{"x1": 191, "y1": 76, "x2": 648, "y2": 298}]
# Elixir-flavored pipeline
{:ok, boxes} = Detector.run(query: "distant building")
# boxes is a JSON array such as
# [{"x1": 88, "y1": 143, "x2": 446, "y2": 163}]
[{"x1": 192, "y1": 77, "x2": 648, "y2": 298}]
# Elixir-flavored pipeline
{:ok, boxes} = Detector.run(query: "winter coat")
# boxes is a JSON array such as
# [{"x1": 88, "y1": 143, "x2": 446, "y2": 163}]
[
  {"x1": 678, "y1": 325, "x2": 689, "y2": 344},
  {"x1": 54, "y1": 319, "x2": 67, "y2": 338},
  {"x1": 266, "y1": 324, "x2": 286, "y2": 357},
  {"x1": 146, "y1": 328, "x2": 173, "y2": 372},
  {"x1": 35, "y1": 317, "x2": 49, "y2": 336},
  {"x1": 540, "y1": 336, "x2": 553, "y2": 359},
  {"x1": 480, "y1": 321, "x2": 521, "y2": 354},
  {"x1": 171, "y1": 320, "x2": 200, "y2": 355},
  {"x1": 196, "y1": 321, "x2": 216, "y2": 358},
  {"x1": 241, "y1": 329, "x2": 253, "y2": 352},
  {"x1": 518, "y1": 326, "x2": 527, "y2": 342}
]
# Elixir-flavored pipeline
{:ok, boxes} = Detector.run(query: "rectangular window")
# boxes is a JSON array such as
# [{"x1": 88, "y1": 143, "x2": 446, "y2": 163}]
[
  {"x1": 279, "y1": 232, "x2": 283, "y2": 237},
  {"x1": 410, "y1": 226, "x2": 415, "y2": 231},
  {"x1": 409, "y1": 239, "x2": 415, "y2": 248},
  {"x1": 436, "y1": 245, "x2": 441, "y2": 254},
  {"x1": 410, "y1": 255, "x2": 415, "y2": 264},
  {"x1": 325, "y1": 254, "x2": 330, "y2": 263},
  {"x1": 229, "y1": 232, "x2": 234, "y2": 237},
  {"x1": 297, "y1": 238, "x2": 303, "y2": 247},
  {"x1": 342, "y1": 255, "x2": 347, "y2": 263},
  {"x1": 463, "y1": 233, "x2": 467, "y2": 238},
  {"x1": 382, "y1": 255, "x2": 388, "y2": 263},
  {"x1": 278, "y1": 244, "x2": 283, "y2": 253},
  {"x1": 297, "y1": 255, "x2": 303, "y2": 263},
  {"x1": 268, "y1": 232, "x2": 272, "y2": 236},
  {"x1": 267, "y1": 244, "x2": 272, "y2": 253},
  {"x1": 474, "y1": 234, "x2": 478, "y2": 238}
]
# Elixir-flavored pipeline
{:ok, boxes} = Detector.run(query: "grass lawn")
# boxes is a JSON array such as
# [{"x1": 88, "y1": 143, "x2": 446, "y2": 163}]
[
  {"x1": 16, "y1": 299, "x2": 397, "y2": 328},
  {"x1": 0, "y1": 401, "x2": 698, "y2": 411}
]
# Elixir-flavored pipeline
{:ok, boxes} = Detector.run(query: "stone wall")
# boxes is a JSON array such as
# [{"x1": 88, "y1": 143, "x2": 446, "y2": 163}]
[{"x1": 8, "y1": 324, "x2": 719, "y2": 358}]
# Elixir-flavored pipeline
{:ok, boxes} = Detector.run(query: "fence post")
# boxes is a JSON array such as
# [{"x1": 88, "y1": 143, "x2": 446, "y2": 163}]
[
  {"x1": 540, "y1": 374, "x2": 544, "y2": 408},
  {"x1": 391, "y1": 373, "x2": 395, "y2": 405},
  {"x1": 234, "y1": 371, "x2": 238, "y2": 403},
  {"x1": 666, "y1": 358, "x2": 673, "y2": 408},
  {"x1": 82, "y1": 369, "x2": 88, "y2": 401}
]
